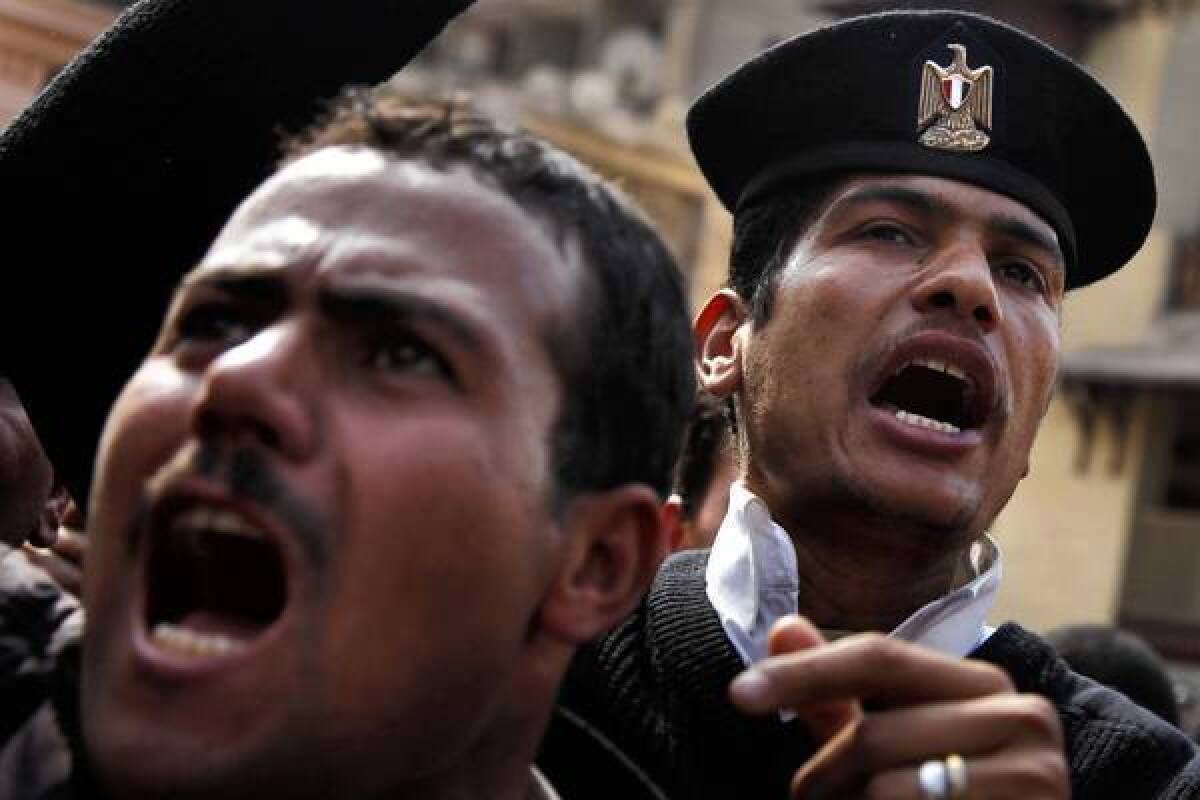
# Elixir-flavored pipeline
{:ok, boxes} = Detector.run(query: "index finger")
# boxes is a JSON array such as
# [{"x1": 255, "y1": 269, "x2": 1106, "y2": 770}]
[{"x1": 730, "y1": 634, "x2": 1013, "y2": 715}]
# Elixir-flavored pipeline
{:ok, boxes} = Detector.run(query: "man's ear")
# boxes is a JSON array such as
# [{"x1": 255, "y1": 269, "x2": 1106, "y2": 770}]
[
  {"x1": 539, "y1": 485, "x2": 666, "y2": 644},
  {"x1": 695, "y1": 290, "x2": 747, "y2": 398}
]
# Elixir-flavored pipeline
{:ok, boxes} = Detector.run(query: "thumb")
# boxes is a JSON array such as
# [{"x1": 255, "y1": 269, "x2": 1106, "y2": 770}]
[
  {"x1": 769, "y1": 616, "x2": 860, "y2": 743},
  {"x1": 768, "y1": 614, "x2": 826, "y2": 655}
]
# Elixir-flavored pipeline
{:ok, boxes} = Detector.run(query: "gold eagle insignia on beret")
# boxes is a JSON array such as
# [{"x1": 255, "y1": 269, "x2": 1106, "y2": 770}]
[{"x1": 917, "y1": 43, "x2": 993, "y2": 152}]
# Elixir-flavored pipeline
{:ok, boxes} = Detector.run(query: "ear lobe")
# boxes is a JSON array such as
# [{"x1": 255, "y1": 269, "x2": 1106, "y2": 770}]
[
  {"x1": 695, "y1": 290, "x2": 746, "y2": 398},
  {"x1": 539, "y1": 486, "x2": 666, "y2": 644}
]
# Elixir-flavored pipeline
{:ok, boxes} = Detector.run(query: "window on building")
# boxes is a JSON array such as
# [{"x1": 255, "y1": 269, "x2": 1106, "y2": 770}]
[{"x1": 1121, "y1": 396, "x2": 1200, "y2": 663}]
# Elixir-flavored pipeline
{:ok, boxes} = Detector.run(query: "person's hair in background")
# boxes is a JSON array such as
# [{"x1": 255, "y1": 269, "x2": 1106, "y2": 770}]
[
  {"x1": 666, "y1": 393, "x2": 735, "y2": 550},
  {"x1": 1046, "y1": 624, "x2": 1181, "y2": 727}
]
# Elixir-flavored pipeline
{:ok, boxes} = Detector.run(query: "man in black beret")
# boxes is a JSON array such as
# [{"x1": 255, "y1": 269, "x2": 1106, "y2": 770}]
[
  {"x1": 556, "y1": 10, "x2": 1200, "y2": 800},
  {"x1": 0, "y1": 2, "x2": 693, "y2": 798}
]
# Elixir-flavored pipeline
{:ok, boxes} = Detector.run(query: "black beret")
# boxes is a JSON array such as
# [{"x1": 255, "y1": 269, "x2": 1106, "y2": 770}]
[
  {"x1": 0, "y1": 0, "x2": 473, "y2": 508},
  {"x1": 687, "y1": 10, "x2": 1155, "y2": 291}
]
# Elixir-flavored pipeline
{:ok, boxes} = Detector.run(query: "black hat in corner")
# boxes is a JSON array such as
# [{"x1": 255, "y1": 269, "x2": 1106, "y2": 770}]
[
  {"x1": 686, "y1": 10, "x2": 1155, "y2": 292},
  {"x1": 0, "y1": 0, "x2": 473, "y2": 508}
]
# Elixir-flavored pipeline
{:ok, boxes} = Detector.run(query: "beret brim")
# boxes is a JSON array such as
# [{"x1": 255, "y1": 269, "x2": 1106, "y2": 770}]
[{"x1": 687, "y1": 10, "x2": 1155, "y2": 292}]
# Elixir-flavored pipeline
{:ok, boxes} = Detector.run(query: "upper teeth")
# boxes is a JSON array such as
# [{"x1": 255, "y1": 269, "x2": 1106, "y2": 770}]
[
  {"x1": 171, "y1": 507, "x2": 264, "y2": 540},
  {"x1": 903, "y1": 358, "x2": 968, "y2": 383}
]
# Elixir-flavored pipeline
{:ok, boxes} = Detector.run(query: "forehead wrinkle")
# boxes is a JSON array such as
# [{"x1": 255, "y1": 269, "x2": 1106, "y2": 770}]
[{"x1": 313, "y1": 208, "x2": 580, "y2": 350}]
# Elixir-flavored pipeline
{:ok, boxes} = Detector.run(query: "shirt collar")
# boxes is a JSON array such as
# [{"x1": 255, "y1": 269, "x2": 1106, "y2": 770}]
[{"x1": 705, "y1": 482, "x2": 1001, "y2": 666}]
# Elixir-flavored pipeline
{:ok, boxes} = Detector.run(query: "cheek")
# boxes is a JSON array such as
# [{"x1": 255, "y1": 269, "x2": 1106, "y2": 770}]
[
  {"x1": 752, "y1": 271, "x2": 881, "y2": 409},
  {"x1": 89, "y1": 363, "x2": 195, "y2": 568},
  {"x1": 331, "y1": 413, "x2": 551, "y2": 624},
  {"x1": 319, "y1": 418, "x2": 552, "y2": 725},
  {"x1": 1011, "y1": 315, "x2": 1061, "y2": 413}
]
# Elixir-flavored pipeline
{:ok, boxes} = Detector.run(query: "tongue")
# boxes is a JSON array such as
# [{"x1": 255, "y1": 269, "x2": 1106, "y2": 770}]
[{"x1": 175, "y1": 610, "x2": 266, "y2": 641}]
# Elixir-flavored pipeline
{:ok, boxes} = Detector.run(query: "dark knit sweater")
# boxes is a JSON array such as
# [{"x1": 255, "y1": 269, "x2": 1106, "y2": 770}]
[{"x1": 555, "y1": 550, "x2": 1200, "y2": 800}]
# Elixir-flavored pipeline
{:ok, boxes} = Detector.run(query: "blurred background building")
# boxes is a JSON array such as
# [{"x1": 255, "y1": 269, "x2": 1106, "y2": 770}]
[{"x1": 2, "y1": 0, "x2": 1200, "y2": 727}]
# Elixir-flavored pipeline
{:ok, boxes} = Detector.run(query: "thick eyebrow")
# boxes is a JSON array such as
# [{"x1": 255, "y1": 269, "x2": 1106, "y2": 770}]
[
  {"x1": 825, "y1": 185, "x2": 942, "y2": 221},
  {"x1": 178, "y1": 266, "x2": 291, "y2": 305},
  {"x1": 316, "y1": 284, "x2": 486, "y2": 356},
  {"x1": 987, "y1": 215, "x2": 1065, "y2": 270}
]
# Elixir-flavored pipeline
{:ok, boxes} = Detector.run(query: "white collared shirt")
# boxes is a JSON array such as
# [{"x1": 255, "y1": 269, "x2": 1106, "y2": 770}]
[{"x1": 705, "y1": 482, "x2": 1001, "y2": 668}]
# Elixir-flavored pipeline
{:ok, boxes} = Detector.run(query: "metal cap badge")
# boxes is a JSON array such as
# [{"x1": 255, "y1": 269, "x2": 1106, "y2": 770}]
[
  {"x1": 687, "y1": 10, "x2": 1155, "y2": 289},
  {"x1": 918, "y1": 44, "x2": 993, "y2": 152}
]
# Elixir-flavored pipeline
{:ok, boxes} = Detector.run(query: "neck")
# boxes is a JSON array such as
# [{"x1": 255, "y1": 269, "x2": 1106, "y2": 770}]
[
  {"x1": 394, "y1": 759, "x2": 541, "y2": 800},
  {"x1": 766, "y1": 494, "x2": 974, "y2": 633},
  {"x1": 390, "y1": 677, "x2": 558, "y2": 800}
]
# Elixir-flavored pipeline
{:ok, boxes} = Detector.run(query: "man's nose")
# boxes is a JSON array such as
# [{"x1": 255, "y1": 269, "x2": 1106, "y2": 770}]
[
  {"x1": 910, "y1": 243, "x2": 1003, "y2": 333},
  {"x1": 188, "y1": 323, "x2": 317, "y2": 461}
]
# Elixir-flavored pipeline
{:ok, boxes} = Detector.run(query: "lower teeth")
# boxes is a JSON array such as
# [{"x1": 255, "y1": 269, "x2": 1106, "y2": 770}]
[
  {"x1": 151, "y1": 622, "x2": 248, "y2": 658},
  {"x1": 895, "y1": 409, "x2": 961, "y2": 435}
]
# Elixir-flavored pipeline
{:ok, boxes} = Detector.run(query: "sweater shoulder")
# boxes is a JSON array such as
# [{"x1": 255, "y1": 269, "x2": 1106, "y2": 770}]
[
  {"x1": 557, "y1": 550, "x2": 735, "y2": 747},
  {"x1": 554, "y1": 550, "x2": 812, "y2": 799},
  {"x1": 973, "y1": 622, "x2": 1199, "y2": 799}
]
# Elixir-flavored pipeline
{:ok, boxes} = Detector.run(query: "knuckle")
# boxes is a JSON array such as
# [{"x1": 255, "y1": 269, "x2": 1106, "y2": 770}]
[
  {"x1": 1015, "y1": 748, "x2": 1070, "y2": 794},
  {"x1": 1009, "y1": 694, "x2": 1063, "y2": 744},
  {"x1": 975, "y1": 662, "x2": 1015, "y2": 693},
  {"x1": 860, "y1": 773, "x2": 895, "y2": 800},
  {"x1": 858, "y1": 634, "x2": 906, "y2": 670}
]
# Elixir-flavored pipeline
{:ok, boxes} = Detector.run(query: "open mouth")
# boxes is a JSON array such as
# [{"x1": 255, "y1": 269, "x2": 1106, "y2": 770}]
[
  {"x1": 870, "y1": 357, "x2": 986, "y2": 435},
  {"x1": 145, "y1": 505, "x2": 288, "y2": 660}
]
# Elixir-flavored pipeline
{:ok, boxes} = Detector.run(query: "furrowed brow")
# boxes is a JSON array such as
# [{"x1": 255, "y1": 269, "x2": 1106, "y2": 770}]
[
  {"x1": 178, "y1": 266, "x2": 291, "y2": 305},
  {"x1": 317, "y1": 285, "x2": 486, "y2": 355}
]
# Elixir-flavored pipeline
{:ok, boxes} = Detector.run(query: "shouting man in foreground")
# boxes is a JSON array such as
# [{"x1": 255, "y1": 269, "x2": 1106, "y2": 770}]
[
  {"x1": 8, "y1": 89, "x2": 693, "y2": 800},
  {"x1": 0, "y1": 1, "x2": 695, "y2": 797}
]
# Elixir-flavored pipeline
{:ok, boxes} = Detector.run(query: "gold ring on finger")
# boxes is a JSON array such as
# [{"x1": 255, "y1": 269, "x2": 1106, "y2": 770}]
[{"x1": 945, "y1": 753, "x2": 968, "y2": 799}]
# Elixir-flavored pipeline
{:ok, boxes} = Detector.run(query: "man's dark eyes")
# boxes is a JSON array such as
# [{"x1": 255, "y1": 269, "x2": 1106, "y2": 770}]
[
  {"x1": 170, "y1": 303, "x2": 457, "y2": 386},
  {"x1": 860, "y1": 223, "x2": 917, "y2": 247},
  {"x1": 995, "y1": 261, "x2": 1047, "y2": 293},
  {"x1": 362, "y1": 330, "x2": 455, "y2": 383},
  {"x1": 174, "y1": 302, "x2": 254, "y2": 345}
]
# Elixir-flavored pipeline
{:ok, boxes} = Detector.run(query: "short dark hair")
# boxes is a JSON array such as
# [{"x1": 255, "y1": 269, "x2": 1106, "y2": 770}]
[
  {"x1": 287, "y1": 88, "x2": 695, "y2": 501},
  {"x1": 673, "y1": 394, "x2": 731, "y2": 520},
  {"x1": 728, "y1": 179, "x2": 841, "y2": 322}
]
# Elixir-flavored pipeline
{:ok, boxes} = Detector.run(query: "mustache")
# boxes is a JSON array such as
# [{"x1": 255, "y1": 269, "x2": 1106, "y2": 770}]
[
  {"x1": 868, "y1": 317, "x2": 991, "y2": 365},
  {"x1": 145, "y1": 441, "x2": 331, "y2": 570}
]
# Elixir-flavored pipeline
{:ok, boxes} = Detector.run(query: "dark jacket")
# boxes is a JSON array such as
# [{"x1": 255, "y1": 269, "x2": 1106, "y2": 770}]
[{"x1": 553, "y1": 550, "x2": 1200, "y2": 800}]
